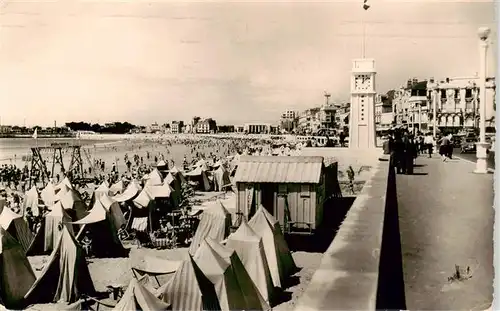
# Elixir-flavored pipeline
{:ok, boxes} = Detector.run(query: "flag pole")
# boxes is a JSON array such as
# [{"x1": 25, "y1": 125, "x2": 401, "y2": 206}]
[{"x1": 362, "y1": 0, "x2": 370, "y2": 58}]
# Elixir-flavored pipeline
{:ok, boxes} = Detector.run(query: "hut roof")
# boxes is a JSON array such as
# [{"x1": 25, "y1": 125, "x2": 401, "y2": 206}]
[{"x1": 234, "y1": 156, "x2": 323, "y2": 184}]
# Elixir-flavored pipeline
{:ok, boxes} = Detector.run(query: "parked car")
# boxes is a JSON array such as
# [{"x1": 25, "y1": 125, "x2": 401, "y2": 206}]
[{"x1": 460, "y1": 137, "x2": 478, "y2": 153}]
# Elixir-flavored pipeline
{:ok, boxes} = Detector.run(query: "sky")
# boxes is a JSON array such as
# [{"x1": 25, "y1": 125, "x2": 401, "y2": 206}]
[{"x1": 0, "y1": 0, "x2": 496, "y2": 126}]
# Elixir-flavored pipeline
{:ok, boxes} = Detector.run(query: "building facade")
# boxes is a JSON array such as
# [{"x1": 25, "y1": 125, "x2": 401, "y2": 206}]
[
  {"x1": 428, "y1": 76, "x2": 496, "y2": 131},
  {"x1": 170, "y1": 121, "x2": 184, "y2": 134},
  {"x1": 393, "y1": 76, "x2": 496, "y2": 133},
  {"x1": 243, "y1": 123, "x2": 271, "y2": 134},
  {"x1": 375, "y1": 93, "x2": 394, "y2": 133},
  {"x1": 195, "y1": 118, "x2": 217, "y2": 134},
  {"x1": 280, "y1": 110, "x2": 298, "y2": 133}
]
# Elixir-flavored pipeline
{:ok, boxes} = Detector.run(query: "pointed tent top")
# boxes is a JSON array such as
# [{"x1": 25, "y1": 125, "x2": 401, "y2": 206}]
[
  {"x1": 145, "y1": 169, "x2": 163, "y2": 187},
  {"x1": 55, "y1": 177, "x2": 73, "y2": 191},
  {"x1": 133, "y1": 188, "x2": 153, "y2": 209},
  {"x1": 113, "y1": 180, "x2": 141, "y2": 202},
  {"x1": 229, "y1": 219, "x2": 260, "y2": 242},
  {"x1": 147, "y1": 183, "x2": 173, "y2": 199},
  {"x1": 193, "y1": 240, "x2": 230, "y2": 282},
  {"x1": 98, "y1": 193, "x2": 116, "y2": 211},
  {"x1": 114, "y1": 278, "x2": 170, "y2": 311},
  {"x1": 71, "y1": 198, "x2": 106, "y2": 225},
  {"x1": 58, "y1": 189, "x2": 83, "y2": 210},
  {"x1": 46, "y1": 201, "x2": 68, "y2": 217},
  {"x1": 95, "y1": 181, "x2": 110, "y2": 193},
  {"x1": 204, "y1": 201, "x2": 230, "y2": 216},
  {"x1": 256, "y1": 204, "x2": 278, "y2": 226},
  {"x1": 169, "y1": 166, "x2": 181, "y2": 174},
  {"x1": 0, "y1": 224, "x2": 21, "y2": 253},
  {"x1": 109, "y1": 180, "x2": 125, "y2": 194},
  {"x1": 164, "y1": 173, "x2": 175, "y2": 185},
  {"x1": 26, "y1": 186, "x2": 38, "y2": 196},
  {"x1": 205, "y1": 237, "x2": 233, "y2": 261},
  {"x1": 156, "y1": 160, "x2": 167, "y2": 167},
  {"x1": 0, "y1": 207, "x2": 21, "y2": 230}
]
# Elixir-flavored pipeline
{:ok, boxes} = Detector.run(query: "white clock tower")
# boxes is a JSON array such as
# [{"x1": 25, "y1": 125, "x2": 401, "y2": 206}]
[{"x1": 349, "y1": 58, "x2": 377, "y2": 149}]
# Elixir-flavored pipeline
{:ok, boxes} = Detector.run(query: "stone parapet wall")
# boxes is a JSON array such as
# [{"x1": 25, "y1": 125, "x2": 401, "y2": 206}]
[{"x1": 294, "y1": 160, "x2": 390, "y2": 311}]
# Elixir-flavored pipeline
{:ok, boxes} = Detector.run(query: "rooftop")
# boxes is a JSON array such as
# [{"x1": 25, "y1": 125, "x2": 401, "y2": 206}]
[{"x1": 234, "y1": 156, "x2": 324, "y2": 184}]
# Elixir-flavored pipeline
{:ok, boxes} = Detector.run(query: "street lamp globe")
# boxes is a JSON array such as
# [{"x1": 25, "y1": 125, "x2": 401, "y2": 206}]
[{"x1": 477, "y1": 27, "x2": 491, "y2": 41}]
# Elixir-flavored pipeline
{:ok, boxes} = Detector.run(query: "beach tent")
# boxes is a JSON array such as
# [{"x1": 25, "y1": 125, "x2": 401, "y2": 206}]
[
  {"x1": 130, "y1": 251, "x2": 182, "y2": 282},
  {"x1": 41, "y1": 183, "x2": 58, "y2": 207},
  {"x1": 58, "y1": 189, "x2": 89, "y2": 222},
  {"x1": 94, "y1": 181, "x2": 111, "y2": 198},
  {"x1": 26, "y1": 202, "x2": 75, "y2": 256},
  {"x1": 160, "y1": 255, "x2": 221, "y2": 311},
  {"x1": 0, "y1": 227, "x2": 36, "y2": 309},
  {"x1": 185, "y1": 167, "x2": 210, "y2": 191},
  {"x1": 226, "y1": 220, "x2": 274, "y2": 303},
  {"x1": 24, "y1": 226, "x2": 96, "y2": 305},
  {"x1": 0, "y1": 208, "x2": 33, "y2": 252},
  {"x1": 249, "y1": 205, "x2": 297, "y2": 288},
  {"x1": 113, "y1": 180, "x2": 141, "y2": 203},
  {"x1": 109, "y1": 180, "x2": 125, "y2": 196},
  {"x1": 205, "y1": 237, "x2": 270, "y2": 310},
  {"x1": 128, "y1": 189, "x2": 155, "y2": 232},
  {"x1": 169, "y1": 166, "x2": 186, "y2": 184},
  {"x1": 22, "y1": 186, "x2": 41, "y2": 217},
  {"x1": 156, "y1": 160, "x2": 169, "y2": 172},
  {"x1": 189, "y1": 202, "x2": 232, "y2": 255},
  {"x1": 165, "y1": 173, "x2": 181, "y2": 208},
  {"x1": 212, "y1": 166, "x2": 231, "y2": 192},
  {"x1": 144, "y1": 169, "x2": 163, "y2": 188},
  {"x1": 193, "y1": 239, "x2": 270, "y2": 311},
  {"x1": 99, "y1": 194, "x2": 126, "y2": 230},
  {"x1": 70, "y1": 198, "x2": 127, "y2": 258},
  {"x1": 194, "y1": 159, "x2": 210, "y2": 171},
  {"x1": 113, "y1": 278, "x2": 170, "y2": 311},
  {"x1": 54, "y1": 177, "x2": 73, "y2": 193}
]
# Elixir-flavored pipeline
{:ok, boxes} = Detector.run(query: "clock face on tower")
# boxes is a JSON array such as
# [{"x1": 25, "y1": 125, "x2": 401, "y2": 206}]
[{"x1": 354, "y1": 74, "x2": 372, "y2": 91}]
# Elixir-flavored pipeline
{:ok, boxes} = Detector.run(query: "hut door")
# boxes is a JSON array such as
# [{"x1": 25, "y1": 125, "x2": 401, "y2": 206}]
[{"x1": 260, "y1": 183, "x2": 276, "y2": 215}]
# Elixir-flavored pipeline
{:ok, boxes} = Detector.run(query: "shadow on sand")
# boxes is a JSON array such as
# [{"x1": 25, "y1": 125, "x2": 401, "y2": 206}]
[{"x1": 285, "y1": 196, "x2": 356, "y2": 253}]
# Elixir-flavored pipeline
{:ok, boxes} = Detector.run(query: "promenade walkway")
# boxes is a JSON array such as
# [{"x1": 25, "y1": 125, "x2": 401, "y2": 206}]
[{"x1": 397, "y1": 155, "x2": 494, "y2": 310}]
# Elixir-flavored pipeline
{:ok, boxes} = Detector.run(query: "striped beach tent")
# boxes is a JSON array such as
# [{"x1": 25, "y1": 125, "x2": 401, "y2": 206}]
[
  {"x1": 160, "y1": 255, "x2": 221, "y2": 311},
  {"x1": 0, "y1": 207, "x2": 33, "y2": 252},
  {"x1": 26, "y1": 201, "x2": 74, "y2": 255},
  {"x1": 113, "y1": 278, "x2": 170, "y2": 311},
  {"x1": 249, "y1": 205, "x2": 297, "y2": 288},
  {"x1": 189, "y1": 201, "x2": 232, "y2": 255},
  {"x1": 194, "y1": 239, "x2": 270, "y2": 311},
  {"x1": 226, "y1": 220, "x2": 274, "y2": 303}
]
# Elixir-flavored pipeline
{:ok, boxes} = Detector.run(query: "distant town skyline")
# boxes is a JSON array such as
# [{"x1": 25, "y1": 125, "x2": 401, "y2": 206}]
[{"x1": 0, "y1": 0, "x2": 496, "y2": 127}]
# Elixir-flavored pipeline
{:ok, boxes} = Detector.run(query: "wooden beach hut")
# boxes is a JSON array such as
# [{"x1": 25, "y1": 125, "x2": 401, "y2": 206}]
[{"x1": 233, "y1": 156, "x2": 329, "y2": 234}]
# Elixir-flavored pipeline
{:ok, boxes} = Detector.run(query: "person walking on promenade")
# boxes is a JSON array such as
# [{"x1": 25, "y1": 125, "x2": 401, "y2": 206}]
[
  {"x1": 424, "y1": 132, "x2": 435, "y2": 158},
  {"x1": 393, "y1": 130, "x2": 405, "y2": 174},
  {"x1": 446, "y1": 133, "x2": 454, "y2": 159},
  {"x1": 438, "y1": 133, "x2": 451, "y2": 162}
]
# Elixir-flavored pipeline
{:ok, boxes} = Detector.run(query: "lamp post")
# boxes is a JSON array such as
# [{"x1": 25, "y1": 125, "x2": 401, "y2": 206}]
[{"x1": 475, "y1": 26, "x2": 491, "y2": 174}]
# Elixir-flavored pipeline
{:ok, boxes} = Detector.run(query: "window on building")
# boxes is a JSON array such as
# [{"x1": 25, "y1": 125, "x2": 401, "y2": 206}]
[
  {"x1": 300, "y1": 185, "x2": 311, "y2": 197},
  {"x1": 465, "y1": 89, "x2": 472, "y2": 98},
  {"x1": 455, "y1": 90, "x2": 459, "y2": 98},
  {"x1": 441, "y1": 90, "x2": 446, "y2": 98}
]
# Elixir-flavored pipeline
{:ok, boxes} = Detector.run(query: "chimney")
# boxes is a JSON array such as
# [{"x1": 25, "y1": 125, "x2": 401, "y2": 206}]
[
  {"x1": 407, "y1": 79, "x2": 412, "y2": 88},
  {"x1": 430, "y1": 77, "x2": 435, "y2": 83},
  {"x1": 446, "y1": 77, "x2": 450, "y2": 83}
]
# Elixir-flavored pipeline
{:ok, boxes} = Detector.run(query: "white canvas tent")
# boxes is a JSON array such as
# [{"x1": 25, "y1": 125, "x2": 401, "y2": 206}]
[
  {"x1": 194, "y1": 239, "x2": 270, "y2": 311},
  {"x1": 40, "y1": 183, "x2": 57, "y2": 207},
  {"x1": 113, "y1": 278, "x2": 170, "y2": 311},
  {"x1": 185, "y1": 167, "x2": 210, "y2": 191},
  {"x1": 145, "y1": 169, "x2": 163, "y2": 187},
  {"x1": 249, "y1": 205, "x2": 297, "y2": 288},
  {"x1": 94, "y1": 181, "x2": 111, "y2": 198},
  {"x1": 54, "y1": 177, "x2": 73, "y2": 193},
  {"x1": 26, "y1": 201, "x2": 75, "y2": 255},
  {"x1": 226, "y1": 220, "x2": 274, "y2": 303},
  {"x1": 189, "y1": 201, "x2": 232, "y2": 255},
  {"x1": 22, "y1": 186, "x2": 41, "y2": 217},
  {"x1": 212, "y1": 166, "x2": 231, "y2": 192},
  {"x1": 99, "y1": 194, "x2": 126, "y2": 230},
  {"x1": 70, "y1": 198, "x2": 126, "y2": 258},
  {"x1": 109, "y1": 180, "x2": 125, "y2": 196},
  {"x1": 113, "y1": 180, "x2": 141, "y2": 203}
]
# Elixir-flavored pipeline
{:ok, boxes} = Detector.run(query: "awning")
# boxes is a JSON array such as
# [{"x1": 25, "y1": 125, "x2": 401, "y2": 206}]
[{"x1": 131, "y1": 217, "x2": 148, "y2": 232}]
